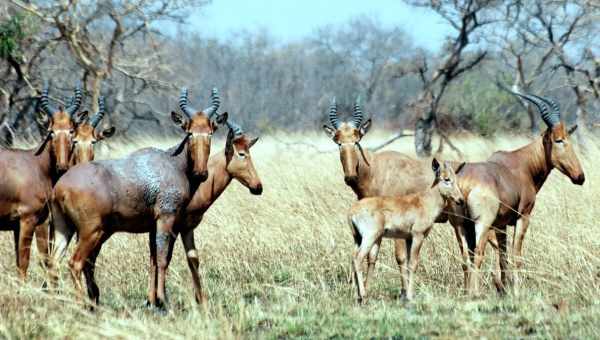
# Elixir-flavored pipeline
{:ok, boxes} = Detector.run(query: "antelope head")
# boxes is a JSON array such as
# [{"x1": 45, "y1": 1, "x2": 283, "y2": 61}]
[
  {"x1": 511, "y1": 92, "x2": 585, "y2": 185},
  {"x1": 171, "y1": 87, "x2": 226, "y2": 181},
  {"x1": 36, "y1": 84, "x2": 83, "y2": 173},
  {"x1": 224, "y1": 118, "x2": 263, "y2": 195},
  {"x1": 322, "y1": 97, "x2": 372, "y2": 185},
  {"x1": 70, "y1": 96, "x2": 116, "y2": 165},
  {"x1": 431, "y1": 158, "x2": 464, "y2": 206}
]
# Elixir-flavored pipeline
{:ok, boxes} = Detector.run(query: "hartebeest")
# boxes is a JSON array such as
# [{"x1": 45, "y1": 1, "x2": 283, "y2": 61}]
[
  {"x1": 49, "y1": 87, "x2": 223, "y2": 306},
  {"x1": 144, "y1": 118, "x2": 262, "y2": 306},
  {"x1": 323, "y1": 98, "x2": 440, "y2": 297},
  {"x1": 0, "y1": 85, "x2": 111, "y2": 280},
  {"x1": 348, "y1": 159, "x2": 464, "y2": 303},
  {"x1": 448, "y1": 91, "x2": 585, "y2": 295}
]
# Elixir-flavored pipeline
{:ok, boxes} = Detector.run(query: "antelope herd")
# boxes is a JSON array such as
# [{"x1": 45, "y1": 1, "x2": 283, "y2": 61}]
[{"x1": 0, "y1": 83, "x2": 586, "y2": 308}]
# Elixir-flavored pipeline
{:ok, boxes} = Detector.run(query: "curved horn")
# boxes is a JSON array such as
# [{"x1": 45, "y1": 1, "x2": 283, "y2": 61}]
[
  {"x1": 179, "y1": 88, "x2": 196, "y2": 118},
  {"x1": 89, "y1": 96, "x2": 106, "y2": 128},
  {"x1": 509, "y1": 90, "x2": 558, "y2": 127},
  {"x1": 530, "y1": 94, "x2": 561, "y2": 123},
  {"x1": 204, "y1": 87, "x2": 221, "y2": 118},
  {"x1": 352, "y1": 95, "x2": 364, "y2": 128},
  {"x1": 226, "y1": 120, "x2": 244, "y2": 137},
  {"x1": 39, "y1": 84, "x2": 57, "y2": 117},
  {"x1": 66, "y1": 84, "x2": 83, "y2": 116},
  {"x1": 328, "y1": 97, "x2": 340, "y2": 129}
]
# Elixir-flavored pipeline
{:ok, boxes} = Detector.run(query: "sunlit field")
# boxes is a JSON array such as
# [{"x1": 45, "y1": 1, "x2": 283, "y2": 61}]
[{"x1": 1, "y1": 131, "x2": 599, "y2": 339}]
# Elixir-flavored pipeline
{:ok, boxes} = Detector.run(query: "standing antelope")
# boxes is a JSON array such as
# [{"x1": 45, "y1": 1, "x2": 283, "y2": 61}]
[
  {"x1": 49, "y1": 87, "x2": 223, "y2": 306},
  {"x1": 448, "y1": 91, "x2": 585, "y2": 295},
  {"x1": 0, "y1": 85, "x2": 112, "y2": 280},
  {"x1": 323, "y1": 98, "x2": 442, "y2": 297},
  {"x1": 144, "y1": 118, "x2": 262, "y2": 305},
  {"x1": 349, "y1": 159, "x2": 464, "y2": 303}
]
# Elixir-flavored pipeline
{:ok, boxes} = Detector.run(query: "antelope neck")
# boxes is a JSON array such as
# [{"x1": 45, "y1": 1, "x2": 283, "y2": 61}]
[{"x1": 187, "y1": 150, "x2": 232, "y2": 212}]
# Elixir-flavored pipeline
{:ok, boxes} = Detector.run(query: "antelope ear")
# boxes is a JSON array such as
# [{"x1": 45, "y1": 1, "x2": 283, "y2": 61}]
[
  {"x1": 568, "y1": 124, "x2": 578, "y2": 135},
  {"x1": 359, "y1": 118, "x2": 372, "y2": 136},
  {"x1": 36, "y1": 111, "x2": 49, "y2": 128},
  {"x1": 454, "y1": 161, "x2": 466, "y2": 174},
  {"x1": 171, "y1": 111, "x2": 186, "y2": 128},
  {"x1": 225, "y1": 128, "x2": 235, "y2": 157},
  {"x1": 249, "y1": 137, "x2": 259, "y2": 148},
  {"x1": 35, "y1": 133, "x2": 52, "y2": 156},
  {"x1": 322, "y1": 125, "x2": 336, "y2": 138},
  {"x1": 216, "y1": 111, "x2": 228, "y2": 125},
  {"x1": 75, "y1": 110, "x2": 89, "y2": 125},
  {"x1": 431, "y1": 158, "x2": 441, "y2": 177},
  {"x1": 99, "y1": 127, "x2": 116, "y2": 139}
]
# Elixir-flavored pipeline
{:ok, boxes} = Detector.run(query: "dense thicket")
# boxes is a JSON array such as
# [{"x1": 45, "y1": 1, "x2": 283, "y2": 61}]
[{"x1": 1, "y1": 1, "x2": 598, "y2": 154}]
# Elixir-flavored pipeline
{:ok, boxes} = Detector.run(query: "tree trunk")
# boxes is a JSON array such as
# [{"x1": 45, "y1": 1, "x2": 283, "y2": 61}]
[
  {"x1": 414, "y1": 112, "x2": 435, "y2": 157},
  {"x1": 526, "y1": 105, "x2": 538, "y2": 134},
  {"x1": 88, "y1": 73, "x2": 102, "y2": 113}
]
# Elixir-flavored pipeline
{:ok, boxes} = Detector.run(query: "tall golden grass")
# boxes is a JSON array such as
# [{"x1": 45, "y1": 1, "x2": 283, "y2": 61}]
[{"x1": 0, "y1": 131, "x2": 599, "y2": 339}]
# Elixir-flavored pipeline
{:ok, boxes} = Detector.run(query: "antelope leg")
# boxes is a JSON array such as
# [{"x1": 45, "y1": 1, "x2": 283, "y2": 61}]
[
  {"x1": 17, "y1": 214, "x2": 37, "y2": 281},
  {"x1": 155, "y1": 215, "x2": 176, "y2": 309},
  {"x1": 407, "y1": 233, "x2": 425, "y2": 301},
  {"x1": 181, "y1": 229, "x2": 208, "y2": 305}
]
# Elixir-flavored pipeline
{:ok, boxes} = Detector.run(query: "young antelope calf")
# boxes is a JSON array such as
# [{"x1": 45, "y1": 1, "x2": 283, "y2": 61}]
[{"x1": 348, "y1": 159, "x2": 464, "y2": 303}]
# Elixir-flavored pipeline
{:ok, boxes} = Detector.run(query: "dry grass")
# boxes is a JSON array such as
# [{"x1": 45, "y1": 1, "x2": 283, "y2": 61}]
[{"x1": 1, "y1": 131, "x2": 599, "y2": 339}]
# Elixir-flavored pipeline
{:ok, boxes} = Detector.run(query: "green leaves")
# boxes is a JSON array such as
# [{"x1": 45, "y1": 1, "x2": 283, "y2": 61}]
[{"x1": 0, "y1": 14, "x2": 26, "y2": 60}]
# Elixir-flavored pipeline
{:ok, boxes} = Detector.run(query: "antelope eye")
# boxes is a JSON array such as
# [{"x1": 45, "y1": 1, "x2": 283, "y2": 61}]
[
  {"x1": 237, "y1": 152, "x2": 246, "y2": 159},
  {"x1": 555, "y1": 139, "x2": 564, "y2": 144}
]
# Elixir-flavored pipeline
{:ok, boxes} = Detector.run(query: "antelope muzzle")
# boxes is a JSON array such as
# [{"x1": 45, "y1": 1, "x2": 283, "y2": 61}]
[
  {"x1": 190, "y1": 135, "x2": 211, "y2": 181},
  {"x1": 53, "y1": 131, "x2": 72, "y2": 172}
]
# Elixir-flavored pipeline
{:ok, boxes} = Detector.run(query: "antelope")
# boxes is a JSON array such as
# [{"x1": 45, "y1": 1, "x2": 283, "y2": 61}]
[
  {"x1": 348, "y1": 159, "x2": 464, "y2": 303},
  {"x1": 323, "y1": 97, "x2": 443, "y2": 297},
  {"x1": 447, "y1": 90, "x2": 585, "y2": 295},
  {"x1": 0, "y1": 85, "x2": 111, "y2": 280},
  {"x1": 144, "y1": 118, "x2": 262, "y2": 306},
  {"x1": 49, "y1": 87, "x2": 223, "y2": 306}
]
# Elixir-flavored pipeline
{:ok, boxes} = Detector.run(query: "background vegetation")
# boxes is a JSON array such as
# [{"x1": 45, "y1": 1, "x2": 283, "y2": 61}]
[{"x1": 0, "y1": 1, "x2": 598, "y2": 154}]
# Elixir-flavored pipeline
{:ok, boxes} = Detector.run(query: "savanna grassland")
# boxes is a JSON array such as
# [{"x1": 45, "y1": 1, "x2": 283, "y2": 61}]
[{"x1": 0, "y1": 132, "x2": 599, "y2": 339}]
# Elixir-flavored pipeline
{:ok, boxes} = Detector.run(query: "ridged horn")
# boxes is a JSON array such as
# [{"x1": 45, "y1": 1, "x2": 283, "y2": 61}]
[
  {"x1": 66, "y1": 84, "x2": 83, "y2": 116},
  {"x1": 89, "y1": 96, "x2": 106, "y2": 128},
  {"x1": 179, "y1": 87, "x2": 196, "y2": 118},
  {"x1": 530, "y1": 94, "x2": 561, "y2": 123},
  {"x1": 508, "y1": 90, "x2": 558, "y2": 127},
  {"x1": 204, "y1": 87, "x2": 221, "y2": 118},
  {"x1": 328, "y1": 97, "x2": 340, "y2": 129},
  {"x1": 226, "y1": 120, "x2": 244, "y2": 137},
  {"x1": 39, "y1": 84, "x2": 57, "y2": 117},
  {"x1": 352, "y1": 95, "x2": 364, "y2": 128}
]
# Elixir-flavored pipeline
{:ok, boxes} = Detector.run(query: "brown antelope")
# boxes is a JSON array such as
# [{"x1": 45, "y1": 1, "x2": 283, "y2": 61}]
[
  {"x1": 447, "y1": 91, "x2": 585, "y2": 295},
  {"x1": 49, "y1": 87, "x2": 223, "y2": 306},
  {"x1": 323, "y1": 97, "x2": 441, "y2": 297},
  {"x1": 348, "y1": 159, "x2": 464, "y2": 303},
  {"x1": 144, "y1": 118, "x2": 262, "y2": 306},
  {"x1": 0, "y1": 85, "x2": 108, "y2": 280}
]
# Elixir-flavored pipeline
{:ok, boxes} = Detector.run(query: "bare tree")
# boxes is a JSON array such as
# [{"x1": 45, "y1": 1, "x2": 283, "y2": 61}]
[
  {"x1": 513, "y1": 0, "x2": 599, "y2": 143},
  {"x1": 312, "y1": 15, "x2": 413, "y2": 108},
  {"x1": 9, "y1": 0, "x2": 206, "y2": 116},
  {"x1": 396, "y1": 0, "x2": 502, "y2": 157}
]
